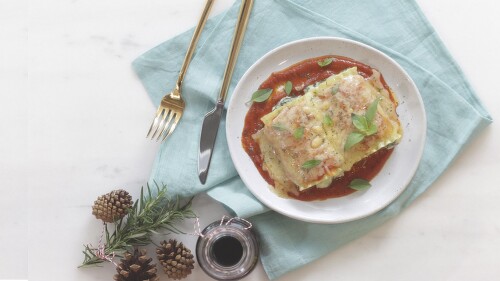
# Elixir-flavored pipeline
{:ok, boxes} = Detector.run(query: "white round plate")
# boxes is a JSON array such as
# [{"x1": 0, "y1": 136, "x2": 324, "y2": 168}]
[{"x1": 226, "y1": 37, "x2": 426, "y2": 224}]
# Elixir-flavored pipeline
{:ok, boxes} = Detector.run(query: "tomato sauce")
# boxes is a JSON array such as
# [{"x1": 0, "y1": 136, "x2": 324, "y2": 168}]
[{"x1": 241, "y1": 55, "x2": 394, "y2": 201}]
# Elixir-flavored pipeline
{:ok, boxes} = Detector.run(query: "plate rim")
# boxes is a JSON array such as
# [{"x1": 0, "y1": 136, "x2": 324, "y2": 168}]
[{"x1": 226, "y1": 36, "x2": 427, "y2": 224}]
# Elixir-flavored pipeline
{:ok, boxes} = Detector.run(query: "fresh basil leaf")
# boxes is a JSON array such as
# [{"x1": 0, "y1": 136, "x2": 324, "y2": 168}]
[
  {"x1": 301, "y1": 159, "x2": 321, "y2": 169},
  {"x1": 272, "y1": 123, "x2": 287, "y2": 131},
  {"x1": 318, "y1": 57, "x2": 333, "y2": 67},
  {"x1": 323, "y1": 115, "x2": 333, "y2": 126},
  {"x1": 344, "y1": 132, "x2": 365, "y2": 150},
  {"x1": 251, "y1": 88, "x2": 273, "y2": 102},
  {"x1": 352, "y1": 114, "x2": 369, "y2": 133},
  {"x1": 293, "y1": 127, "x2": 304, "y2": 139},
  {"x1": 365, "y1": 122, "x2": 378, "y2": 136},
  {"x1": 285, "y1": 81, "x2": 292, "y2": 95},
  {"x1": 366, "y1": 98, "x2": 380, "y2": 123},
  {"x1": 349, "y1": 178, "x2": 371, "y2": 191}
]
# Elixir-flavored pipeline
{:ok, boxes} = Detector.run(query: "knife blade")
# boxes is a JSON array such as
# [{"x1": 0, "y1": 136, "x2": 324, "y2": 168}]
[
  {"x1": 198, "y1": 0, "x2": 254, "y2": 184},
  {"x1": 198, "y1": 101, "x2": 224, "y2": 184}
]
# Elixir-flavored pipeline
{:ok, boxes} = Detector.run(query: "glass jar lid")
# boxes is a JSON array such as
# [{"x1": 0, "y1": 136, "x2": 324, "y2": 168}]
[{"x1": 196, "y1": 217, "x2": 259, "y2": 280}]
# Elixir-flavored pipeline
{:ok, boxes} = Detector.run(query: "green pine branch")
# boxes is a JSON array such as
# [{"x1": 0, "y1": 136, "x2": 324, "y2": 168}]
[{"x1": 79, "y1": 183, "x2": 195, "y2": 267}]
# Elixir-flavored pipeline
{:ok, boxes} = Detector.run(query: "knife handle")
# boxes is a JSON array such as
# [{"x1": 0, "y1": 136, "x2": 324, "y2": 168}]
[
  {"x1": 176, "y1": 0, "x2": 215, "y2": 90},
  {"x1": 218, "y1": 0, "x2": 254, "y2": 103}
]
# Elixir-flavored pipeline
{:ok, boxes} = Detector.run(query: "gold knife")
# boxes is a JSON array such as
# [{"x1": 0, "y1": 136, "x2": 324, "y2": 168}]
[{"x1": 198, "y1": 0, "x2": 254, "y2": 184}]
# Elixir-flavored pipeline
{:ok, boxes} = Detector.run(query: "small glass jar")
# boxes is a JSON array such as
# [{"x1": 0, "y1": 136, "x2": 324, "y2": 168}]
[{"x1": 196, "y1": 217, "x2": 259, "y2": 280}]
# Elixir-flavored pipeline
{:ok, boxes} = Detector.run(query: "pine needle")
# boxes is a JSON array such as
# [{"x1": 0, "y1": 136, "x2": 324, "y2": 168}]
[{"x1": 79, "y1": 183, "x2": 195, "y2": 267}]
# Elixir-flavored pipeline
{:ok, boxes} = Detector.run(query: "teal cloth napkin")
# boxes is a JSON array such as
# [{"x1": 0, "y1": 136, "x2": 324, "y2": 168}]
[{"x1": 133, "y1": 0, "x2": 492, "y2": 279}]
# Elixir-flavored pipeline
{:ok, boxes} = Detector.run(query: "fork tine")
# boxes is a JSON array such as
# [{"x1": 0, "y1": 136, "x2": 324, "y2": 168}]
[
  {"x1": 146, "y1": 108, "x2": 163, "y2": 138},
  {"x1": 161, "y1": 112, "x2": 182, "y2": 142},
  {"x1": 156, "y1": 110, "x2": 175, "y2": 141},
  {"x1": 151, "y1": 109, "x2": 169, "y2": 140}
]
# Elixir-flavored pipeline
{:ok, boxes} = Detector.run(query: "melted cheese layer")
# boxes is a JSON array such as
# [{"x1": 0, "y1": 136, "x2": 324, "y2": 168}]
[{"x1": 253, "y1": 67, "x2": 402, "y2": 195}]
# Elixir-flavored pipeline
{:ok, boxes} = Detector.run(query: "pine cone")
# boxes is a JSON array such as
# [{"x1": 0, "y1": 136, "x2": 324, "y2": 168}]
[
  {"x1": 92, "y1": 189, "x2": 132, "y2": 223},
  {"x1": 157, "y1": 239, "x2": 195, "y2": 280},
  {"x1": 114, "y1": 249, "x2": 159, "y2": 281}
]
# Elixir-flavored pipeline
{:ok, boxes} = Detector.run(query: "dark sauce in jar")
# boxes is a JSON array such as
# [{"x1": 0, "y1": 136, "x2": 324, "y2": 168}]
[
  {"x1": 196, "y1": 218, "x2": 259, "y2": 280},
  {"x1": 212, "y1": 236, "x2": 244, "y2": 267}
]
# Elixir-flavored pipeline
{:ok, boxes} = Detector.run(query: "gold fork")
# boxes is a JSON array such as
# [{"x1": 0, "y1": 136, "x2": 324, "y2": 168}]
[{"x1": 147, "y1": 0, "x2": 214, "y2": 142}]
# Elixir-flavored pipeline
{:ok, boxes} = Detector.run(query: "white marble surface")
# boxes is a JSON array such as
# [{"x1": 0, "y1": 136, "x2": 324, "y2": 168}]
[{"x1": 1, "y1": 0, "x2": 499, "y2": 280}]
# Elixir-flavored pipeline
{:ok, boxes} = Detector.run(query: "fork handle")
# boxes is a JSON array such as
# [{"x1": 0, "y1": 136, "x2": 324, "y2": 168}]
[
  {"x1": 175, "y1": 0, "x2": 214, "y2": 90},
  {"x1": 217, "y1": 0, "x2": 253, "y2": 103}
]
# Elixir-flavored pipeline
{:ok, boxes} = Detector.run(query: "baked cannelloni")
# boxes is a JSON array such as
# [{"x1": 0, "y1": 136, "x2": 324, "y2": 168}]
[{"x1": 252, "y1": 67, "x2": 402, "y2": 195}]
